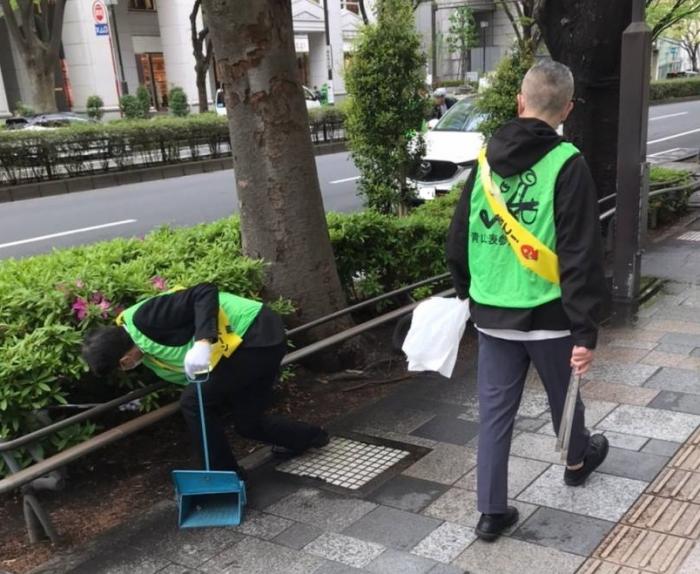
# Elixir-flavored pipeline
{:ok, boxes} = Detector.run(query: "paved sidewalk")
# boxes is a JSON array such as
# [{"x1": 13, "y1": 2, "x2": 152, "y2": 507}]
[{"x1": 30, "y1": 224, "x2": 700, "y2": 574}]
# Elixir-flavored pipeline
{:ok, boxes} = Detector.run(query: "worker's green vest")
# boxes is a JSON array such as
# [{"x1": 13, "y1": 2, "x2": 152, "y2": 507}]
[
  {"x1": 468, "y1": 142, "x2": 580, "y2": 308},
  {"x1": 119, "y1": 292, "x2": 263, "y2": 385}
]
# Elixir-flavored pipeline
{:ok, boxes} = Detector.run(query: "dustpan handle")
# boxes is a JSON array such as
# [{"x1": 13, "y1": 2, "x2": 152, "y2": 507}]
[{"x1": 195, "y1": 380, "x2": 211, "y2": 471}]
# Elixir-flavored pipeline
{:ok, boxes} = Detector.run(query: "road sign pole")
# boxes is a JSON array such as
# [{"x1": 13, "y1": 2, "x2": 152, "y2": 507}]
[{"x1": 611, "y1": 0, "x2": 652, "y2": 324}]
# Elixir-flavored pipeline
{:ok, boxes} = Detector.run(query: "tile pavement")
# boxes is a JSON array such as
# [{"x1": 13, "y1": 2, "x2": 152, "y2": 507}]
[{"x1": 27, "y1": 279, "x2": 700, "y2": 574}]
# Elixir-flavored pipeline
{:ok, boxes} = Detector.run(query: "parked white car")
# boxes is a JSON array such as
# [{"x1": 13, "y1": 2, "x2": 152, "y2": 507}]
[
  {"x1": 410, "y1": 97, "x2": 485, "y2": 201},
  {"x1": 215, "y1": 86, "x2": 321, "y2": 116}
]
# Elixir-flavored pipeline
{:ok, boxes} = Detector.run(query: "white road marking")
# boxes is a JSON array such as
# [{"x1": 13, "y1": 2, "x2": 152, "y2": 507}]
[
  {"x1": 648, "y1": 127, "x2": 700, "y2": 145},
  {"x1": 648, "y1": 147, "x2": 680, "y2": 157},
  {"x1": 0, "y1": 219, "x2": 138, "y2": 249},
  {"x1": 330, "y1": 176, "x2": 361, "y2": 184},
  {"x1": 649, "y1": 112, "x2": 689, "y2": 121}
]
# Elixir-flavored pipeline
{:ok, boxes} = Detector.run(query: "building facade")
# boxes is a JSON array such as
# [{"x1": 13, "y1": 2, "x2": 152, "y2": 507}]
[
  {"x1": 0, "y1": 0, "x2": 364, "y2": 118},
  {"x1": 414, "y1": 0, "x2": 516, "y2": 83}
]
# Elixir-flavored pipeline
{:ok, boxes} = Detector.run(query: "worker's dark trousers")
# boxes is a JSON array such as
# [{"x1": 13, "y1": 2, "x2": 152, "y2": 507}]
[
  {"x1": 179, "y1": 342, "x2": 324, "y2": 471},
  {"x1": 476, "y1": 332, "x2": 590, "y2": 514}
]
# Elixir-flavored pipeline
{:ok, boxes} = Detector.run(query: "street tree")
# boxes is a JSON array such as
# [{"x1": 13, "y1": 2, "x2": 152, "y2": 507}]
[
  {"x1": 200, "y1": 0, "x2": 348, "y2": 328},
  {"x1": 190, "y1": 0, "x2": 213, "y2": 113},
  {"x1": 345, "y1": 0, "x2": 427, "y2": 214},
  {"x1": 536, "y1": 0, "x2": 633, "y2": 201},
  {"x1": 647, "y1": 0, "x2": 700, "y2": 40},
  {"x1": 496, "y1": 0, "x2": 542, "y2": 54},
  {"x1": 446, "y1": 5, "x2": 479, "y2": 80},
  {"x1": 0, "y1": 0, "x2": 67, "y2": 112},
  {"x1": 673, "y1": 16, "x2": 700, "y2": 70}
]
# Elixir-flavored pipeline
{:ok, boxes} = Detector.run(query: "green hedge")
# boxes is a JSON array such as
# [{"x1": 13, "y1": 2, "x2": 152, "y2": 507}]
[
  {"x1": 0, "y1": 194, "x2": 454, "y2": 474},
  {"x1": 0, "y1": 108, "x2": 346, "y2": 185},
  {"x1": 650, "y1": 78, "x2": 700, "y2": 101}
]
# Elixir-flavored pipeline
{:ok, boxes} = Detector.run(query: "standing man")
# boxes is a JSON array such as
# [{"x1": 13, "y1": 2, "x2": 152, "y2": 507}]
[
  {"x1": 432, "y1": 87, "x2": 457, "y2": 119},
  {"x1": 447, "y1": 61, "x2": 609, "y2": 541},
  {"x1": 82, "y1": 283, "x2": 329, "y2": 480}
]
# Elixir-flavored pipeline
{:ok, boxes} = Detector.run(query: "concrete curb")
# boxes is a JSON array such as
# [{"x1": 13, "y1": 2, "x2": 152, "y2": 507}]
[{"x1": 0, "y1": 141, "x2": 347, "y2": 204}]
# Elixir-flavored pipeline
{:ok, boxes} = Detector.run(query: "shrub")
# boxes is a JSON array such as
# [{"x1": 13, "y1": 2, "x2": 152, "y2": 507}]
[
  {"x1": 649, "y1": 166, "x2": 694, "y2": 226},
  {"x1": 136, "y1": 85, "x2": 152, "y2": 118},
  {"x1": 86, "y1": 95, "x2": 105, "y2": 121},
  {"x1": 650, "y1": 78, "x2": 700, "y2": 102},
  {"x1": 0, "y1": 193, "x2": 458, "y2": 474},
  {"x1": 168, "y1": 86, "x2": 189, "y2": 117},
  {"x1": 119, "y1": 94, "x2": 142, "y2": 120},
  {"x1": 475, "y1": 48, "x2": 534, "y2": 138}
]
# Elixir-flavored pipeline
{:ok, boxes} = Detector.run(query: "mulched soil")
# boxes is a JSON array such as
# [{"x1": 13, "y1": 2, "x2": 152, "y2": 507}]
[{"x1": 0, "y1": 328, "x2": 406, "y2": 574}]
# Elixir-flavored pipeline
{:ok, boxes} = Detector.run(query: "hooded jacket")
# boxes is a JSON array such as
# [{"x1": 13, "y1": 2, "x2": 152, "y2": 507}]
[{"x1": 446, "y1": 118, "x2": 608, "y2": 348}]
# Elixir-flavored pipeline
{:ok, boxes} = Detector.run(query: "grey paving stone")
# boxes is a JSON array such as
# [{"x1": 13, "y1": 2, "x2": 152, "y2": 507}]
[
  {"x1": 267, "y1": 488, "x2": 377, "y2": 532},
  {"x1": 246, "y1": 471, "x2": 302, "y2": 511},
  {"x1": 368, "y1": 475, "x2": 449, "y2": 513},
  {"x1": 423, "y1": 488, "x2": 537, "y2": 529},
  {"x1": 517, "y1": 389, "x2": 551, "y2": 418},
  {"x1": 427, "y1": 564, "x2": 466, "y2": 574},
  {"x1": 156, "y1": 567, "x2": 204, "y2": 574},
  {"x1": 649, "y1": 390, "x2": 700, "y2": 415},
  {"x1": 598, "y1": 447, "x2": 669, "y2": 481},
  {"x1": 677, "y1": 538, "x2": 700, "y2": 574},
  {"x1": 311, "y1": 562, "x2": 366, "y2": 574},
  {"x1": 343, "y1": 506, "x2": 441, "y2": 551},
  {"x1": 585, "y1": 362, "x2": 659, "y2": 386},
  {"x1": 609, "y1": 338, "x2": 658, "y2": 350},
  {"x1": 511, "y1": 432, "x2": 564, "y2": 464},
  {"x1": 654, "y1": 343, "x2": 695, "y2": 356},
  {"x1": 236, "y1": 509, "x2": 294, "y2": 540},
  {"x1": 67, "y1": 555, "x2": 171, "y2": 574},
  {"x1": 273, "y1": 522, "x2": 323, "y2": 550},
  {"x1": 411, "y1": 522, "x2": 476, "y2": 564},
  {"x1": 512, "y1": 507, "x2": 614, "y2": 556},
  {"x1": 454, "y1": 455, "x2": 549, "y2": 498},
  {"x1": 453, "y1": 537, "x2": 584, "y2": 574},
  {"x1": 660, "y1": 332, "x2": 700, "y2": 348},
  {"x1": 410, "y1": 416, "x2": 480, "y2": 446},
  {"x1": 200, "y1": 537, "x2": 322, "y2": 574},
  {"x1": 514, "y1": 416, "x2": 547, "y2": 432},
  {"x1": 601, "y1": 431, "x2": 649, "y2": 451},
  {"x1": 517, "y1": 464, "x2": 647, "y2": 522},
  {"x1": 645, "y1": 367, "x2": 700, "y2": 395},
  {"x1": 304, "y1": 532, "x2": 385, "y2": 569},
  {"x1": 402, "y1": 443, "x2": 477, "y2": 485},
  {"x1": 691, "y1": 347, "x2": 700, "y2": 358},
  {"x1": 366, "y1": 549, "x2": 437, "y2": 574},
  {"x1": 596, "y1": 404, "x2": 700, "y2": 443},
  {"x1": 642, "y1": 438, "x2": 682, "y2": 456}
]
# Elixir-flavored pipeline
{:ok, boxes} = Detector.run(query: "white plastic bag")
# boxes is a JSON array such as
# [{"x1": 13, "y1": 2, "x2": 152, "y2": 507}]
[{"x1": 402, "y1": 297, "x2": 470, "y2": 378}]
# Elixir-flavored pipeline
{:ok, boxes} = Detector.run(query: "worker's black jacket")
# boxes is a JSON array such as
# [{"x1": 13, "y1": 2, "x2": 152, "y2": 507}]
[
  {"x1": 133, "y1": 283, "x2": 285, "y2": 348},
  {"x1": 446, "y1": 118, "x2": 608, "y2": 348}
]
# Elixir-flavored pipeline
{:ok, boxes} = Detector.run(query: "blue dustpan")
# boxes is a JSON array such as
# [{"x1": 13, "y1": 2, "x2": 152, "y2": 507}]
[{"x1": 172, "y1": 374, "x2": 246, "y2": 528}]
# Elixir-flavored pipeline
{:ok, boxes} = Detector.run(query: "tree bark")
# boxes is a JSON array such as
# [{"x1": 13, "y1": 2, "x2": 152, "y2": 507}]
[
  {"x1": 537, "y1": 0, "x2": 632, "y2": 201},
  {"x1": 195, "y1": 62, "x2": 210, "y2": 113},
  {"x1": 201, "y1": 0, "x2": 348, "y2": 330}
]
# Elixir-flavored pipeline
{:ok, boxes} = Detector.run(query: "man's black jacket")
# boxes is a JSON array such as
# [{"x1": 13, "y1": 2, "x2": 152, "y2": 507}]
[
  {"x1": 132, "y1": 283, "x2": 284, "y2": 348},
  {"x1": 446, "y1": 118, "x2": 608, "y2": 348}
]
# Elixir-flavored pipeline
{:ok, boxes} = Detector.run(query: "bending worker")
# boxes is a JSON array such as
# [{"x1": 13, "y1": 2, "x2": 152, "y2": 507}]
[
  {"x1": 447, "y1": 61, "x2": 609, "y2": 541},
  {"x1": 82, "y1": 282, "x2": 329, "y2": 479}
]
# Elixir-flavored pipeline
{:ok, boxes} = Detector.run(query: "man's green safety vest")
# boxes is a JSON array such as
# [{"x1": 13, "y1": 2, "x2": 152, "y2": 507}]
[
  {"x1": 468, "y1": 142, "x2": 580, "y2": 308},
  {"x1": 119, "y1": 292, "x2": 263, "y2": 385}
]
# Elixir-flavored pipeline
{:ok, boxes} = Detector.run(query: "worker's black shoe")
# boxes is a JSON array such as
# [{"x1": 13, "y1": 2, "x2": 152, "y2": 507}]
[
  {"x1": 309, "y1": 429, "x2": 330, "y2": 449},
  {"x1": 475, "y1": 506, "x2": 519, "y2": 542},
  {"x1": 564, "y1": 433, "x2": 609, "y2": 487}
]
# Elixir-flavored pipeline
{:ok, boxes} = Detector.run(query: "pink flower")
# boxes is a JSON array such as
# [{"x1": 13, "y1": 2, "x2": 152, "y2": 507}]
[
  {"x1": 72, "y1": 297, "x2": 89, "y2": 321},
  {"x1": 75, "y1": 279, "x2": 85, "y2": 289},
  {"x1": 151, "y1": 276, "x2": 168, "y2": 291},
  {"x1": 90, "y1": 292, "x2": 105, "y2": 304},
  {"x1": 97, "y1": 299, "x2": 111, "y2": 319}
]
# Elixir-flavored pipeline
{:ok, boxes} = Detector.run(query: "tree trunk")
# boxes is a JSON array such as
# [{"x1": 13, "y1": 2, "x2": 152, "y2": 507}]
[
  {"x1": 23, "y1": 50, "x2": 57, "y2": 113},
  {"x1": 202, "y1": 0, "x2": 348, "y2": 330},
  {"x1": 537, "y1": 0, "x2": 632, "y2": 201},
  {"x1": 196, "y1": 65, "x2": 209, "y2": 113}
]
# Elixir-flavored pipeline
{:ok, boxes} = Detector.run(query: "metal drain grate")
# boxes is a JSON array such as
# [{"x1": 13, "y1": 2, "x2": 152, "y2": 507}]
[
  {"x1": 677, "y1": 231, "x2": 700, "y2": 242},
  {"x1": 276, "y1": 437, "x2": 410, "y2": 490}
]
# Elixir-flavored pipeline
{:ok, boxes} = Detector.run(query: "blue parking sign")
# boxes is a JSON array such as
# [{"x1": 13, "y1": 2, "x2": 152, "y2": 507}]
[{"x1": 95, "y1": 23, "x2": 109, "y2": 36}]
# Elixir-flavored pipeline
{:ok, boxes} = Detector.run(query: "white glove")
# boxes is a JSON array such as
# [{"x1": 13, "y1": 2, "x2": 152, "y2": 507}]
[{"x1": 184, "y1": 341, "x2": 212, "y2": 380}]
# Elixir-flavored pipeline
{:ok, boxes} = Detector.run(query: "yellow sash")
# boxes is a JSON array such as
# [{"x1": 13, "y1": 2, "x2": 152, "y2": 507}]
[{"x1": 477, "y1": 148, "x2": 560, "y2": 285}]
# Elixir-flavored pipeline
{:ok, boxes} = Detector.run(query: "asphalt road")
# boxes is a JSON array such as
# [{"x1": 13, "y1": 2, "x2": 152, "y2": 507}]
[{"x1": 2, "y1": 99, "x2": 700, "y2": 260}]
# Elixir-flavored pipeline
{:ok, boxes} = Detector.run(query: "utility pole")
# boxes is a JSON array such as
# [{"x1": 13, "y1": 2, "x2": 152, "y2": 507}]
[
  {"x1": 323, "y1": 0, "x2": 335, "y2": 104},
  {"x1": 431, "y1": 2, "x2": 438, "y2": 87},
  {"x1": 480, "y1": 20, "x2": 489, "y2": 74},
  {"x1": 612, "y1": 0, "x2": 651, "y2": 323}
]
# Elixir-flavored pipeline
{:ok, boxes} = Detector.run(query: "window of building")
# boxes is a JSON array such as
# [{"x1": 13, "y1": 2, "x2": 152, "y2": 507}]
[
  {"x1": 342, "y1": 1, "x2": 360, "y2": 15},
  {"x1": 129, "y1": 0, "x2": 156, "y2": 11}
]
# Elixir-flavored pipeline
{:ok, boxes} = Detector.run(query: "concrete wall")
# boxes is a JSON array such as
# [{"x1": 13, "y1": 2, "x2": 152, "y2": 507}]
[
  {"x1": 0, "y1": 62, "x2": 9, "y2": 118},
  {"x1": 308, "y1": 32, "x2": 329, "y2": 89}
]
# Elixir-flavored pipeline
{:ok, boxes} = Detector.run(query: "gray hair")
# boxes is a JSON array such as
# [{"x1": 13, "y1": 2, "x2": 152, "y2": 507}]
[{"x1": 520, "y1": 60, "x2": 575, "y2": 115}]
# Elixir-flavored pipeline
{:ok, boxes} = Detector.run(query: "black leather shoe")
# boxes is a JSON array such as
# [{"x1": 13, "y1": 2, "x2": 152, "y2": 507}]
[
  {"x1": 564, "y1": 433, "x2": 609, "y2": 486},
  {"x1": 475, "y1": 506, "x2": 519, "y2": 542},
  {"x1": 309, "y1": 429, "x2": 330, "y2": 449}
]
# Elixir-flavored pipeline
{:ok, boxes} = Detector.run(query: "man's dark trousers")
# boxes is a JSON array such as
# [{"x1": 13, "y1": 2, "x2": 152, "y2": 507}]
[
  {"x1": 179, "y1": 342, "x2": 323, "y2": 471},
  {"x1": 476, "y1": 332, "x2": 590, "y2": 514}
]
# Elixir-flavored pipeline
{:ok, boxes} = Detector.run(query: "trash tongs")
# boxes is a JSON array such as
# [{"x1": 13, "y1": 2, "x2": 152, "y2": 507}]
[{"x1": 555, "y1": 372, "x2": 582, "y2": 463}]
